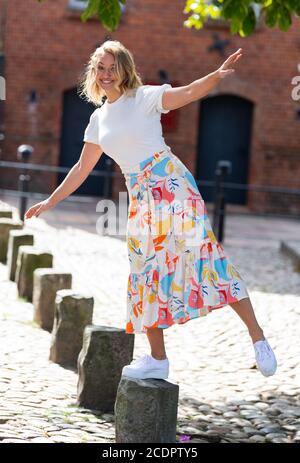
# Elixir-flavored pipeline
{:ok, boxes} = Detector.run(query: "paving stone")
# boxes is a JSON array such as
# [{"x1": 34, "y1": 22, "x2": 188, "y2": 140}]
[
  {"x1": 271, "y1": 437, "x2": 291, "y2": 443},
  {"x1": 0, "y1": 214, "x2": 299, "y2": 443},
  {"x1": 30, "y1": 437, "x2": 55, "y2": 443},
  {"x1": 265, "y1": 433, "x2": 288, "y2": 441},
  {"x1": 1, "y1": 438, "x2": 30, "y2": 443},
  {"x1": 248, "y1": 435, "x2": 266, "y2": 443},
  {"x1": 259, "y1": 425, "x2": 283, "y2": 434}
]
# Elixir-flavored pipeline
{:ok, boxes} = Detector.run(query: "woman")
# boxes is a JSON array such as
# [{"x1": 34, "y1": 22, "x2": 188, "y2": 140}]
[{"x1": 25, "y1": 40, "x2": 277, "y2": 381}]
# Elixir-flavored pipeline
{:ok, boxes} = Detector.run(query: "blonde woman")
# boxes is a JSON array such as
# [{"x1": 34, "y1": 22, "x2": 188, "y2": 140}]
[{"x1": 25, "y1": 40, "x2": 277, "y2": 380}]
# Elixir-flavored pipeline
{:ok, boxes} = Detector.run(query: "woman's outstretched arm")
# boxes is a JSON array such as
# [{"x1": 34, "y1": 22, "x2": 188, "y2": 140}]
[
  {"x1": 25, "y1": 142, "x2": 103, "y2": 219},
  {"x1": 161, "y1": 48, "x2": 243, "y2": 112}
]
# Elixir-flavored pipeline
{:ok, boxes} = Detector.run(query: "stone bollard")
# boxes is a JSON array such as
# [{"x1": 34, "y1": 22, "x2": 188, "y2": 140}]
[
  {"x1": 77, "y1": 326, "x2": 135, "y2": 412},
  {"x1": 15, "y1": 246, "x2": 53, "y2": 302},
  {"x1": 280, "y1": 240, "x2": 300, "y2": 272},
  {"x1": 33, "y1": 269, "x2": 72, "y2": 332},
  {"x1": 0, "y1": 209, "x2": 13, "y2": 219},
  {"x1": 49, "y1": 289, "x2": 93, "y2": 369},
  {"x1": 115, "y1": 377, "x2": 179, "y2": 443},
  {"x1": 0, "y1": 218, "x2": 23, "y2": 263},
  {"x1": 7, "y1": 230, "x2": 34, "y2": 281}
]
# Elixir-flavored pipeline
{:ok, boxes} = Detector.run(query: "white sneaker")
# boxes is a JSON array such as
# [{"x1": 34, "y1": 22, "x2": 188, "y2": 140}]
[
  {"x1": 122, "y1": 354, "x2": 169, "y2": 380},
  {"x1": 253, "y1": 339, "x2": 277, "y2": 377}
]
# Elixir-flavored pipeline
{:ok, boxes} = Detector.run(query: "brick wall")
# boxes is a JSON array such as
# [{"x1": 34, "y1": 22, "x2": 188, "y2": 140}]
[{"x1": 1, "y1": 0, "x2": 300, "y2": 214}]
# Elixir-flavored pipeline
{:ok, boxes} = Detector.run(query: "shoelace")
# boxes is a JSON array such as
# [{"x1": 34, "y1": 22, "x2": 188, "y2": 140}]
[
  {"x1": 255, "y1": 342, "x2": 272, "y2": 361},
  {"x1": 130, "y1": 354, "x2": 150, "y2": 365}
]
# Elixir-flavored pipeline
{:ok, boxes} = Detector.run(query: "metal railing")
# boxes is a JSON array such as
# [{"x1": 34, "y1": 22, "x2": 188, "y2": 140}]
[{"x1": 1, "y1": 156, "x2": 299, "y2": 243}]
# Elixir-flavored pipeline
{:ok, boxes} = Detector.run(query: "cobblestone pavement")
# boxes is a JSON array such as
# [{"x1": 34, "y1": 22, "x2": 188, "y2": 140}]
[{"x1": 0, "y1": 199, "x2": 300, "y2": 443}]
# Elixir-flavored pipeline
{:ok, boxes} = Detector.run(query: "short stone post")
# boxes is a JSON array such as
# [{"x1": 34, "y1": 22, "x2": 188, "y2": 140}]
[
  {"x1": 15, "y1": 246, "x2": 53, "y2": 301},
  {"x1": 7, "y1": 230, "x2": 34, "y2": 281},
  {"x1": 49, "y1": 289, "x2": 93, "y2": 369},
  {"x1": 33, "y1": 269, "x2": 72, "y2": 331},
  {"x1": 280, "y1": 240, "x2": 300, "y2": 272},
  {"x1": 115, "y1": 377, "x2": 179, "y2": 443},
  {"x1": 77, "y1": 326, "x2": 135, "y2": 412},
  {"x1": 0, "y1": 209, "x2": 13, "y2": 219},
  {"x1": 0, "y1": 218, "x2": 23, "y2": 263}
]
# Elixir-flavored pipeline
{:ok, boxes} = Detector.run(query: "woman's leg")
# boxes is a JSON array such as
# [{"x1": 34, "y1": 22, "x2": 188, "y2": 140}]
[
  {"x1": 145, "y1": 298, "x2": 263, "y2": 360},
  {"x1": 229, "y1": 297, "x2": 265, "y2": 344},
  {"x1": 146, "y1": 327, "x2": 167, "y2": 360}
]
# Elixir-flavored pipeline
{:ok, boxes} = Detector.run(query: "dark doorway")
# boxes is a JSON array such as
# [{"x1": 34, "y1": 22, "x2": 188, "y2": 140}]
[
  {"x1": 59, "y1": 87, "x2": 112, "y2": 197},
  {"x1": 196, "y1": 94, "x2": 253, "y2": 204}
]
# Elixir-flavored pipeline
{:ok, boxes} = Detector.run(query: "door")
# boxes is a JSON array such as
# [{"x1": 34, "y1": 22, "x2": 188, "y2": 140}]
[
  {"x1": 59, "y1": 87, "x2": 112, "y2": 197},
  {"x1": 196, "y1": 94, "x2": 253, "y2": 204}
]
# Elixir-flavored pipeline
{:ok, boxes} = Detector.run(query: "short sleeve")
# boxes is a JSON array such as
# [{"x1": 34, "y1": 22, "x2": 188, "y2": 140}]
[
  {"x1": 83, "y1": 109, "x2": 100, "y2": 145},
  {"x1": 139, "y1": 83, "x2": 172, "y2": 114}
]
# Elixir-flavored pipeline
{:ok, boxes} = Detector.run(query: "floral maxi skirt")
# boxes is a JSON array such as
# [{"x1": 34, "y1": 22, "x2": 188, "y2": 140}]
[{"x1": 123, "y1": 148, "x2": 250, "y2": 334}]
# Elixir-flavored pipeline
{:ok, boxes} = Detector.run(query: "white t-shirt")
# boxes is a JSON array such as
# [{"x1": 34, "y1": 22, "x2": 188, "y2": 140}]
[{"x1": 83, "y1": 83, "x2": 172, "y2": 172}]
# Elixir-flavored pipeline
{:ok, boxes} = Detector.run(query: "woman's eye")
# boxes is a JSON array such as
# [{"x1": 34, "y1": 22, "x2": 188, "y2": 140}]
[{"x1": 98, "y1": 67, "x2": 115, "y2": 72}]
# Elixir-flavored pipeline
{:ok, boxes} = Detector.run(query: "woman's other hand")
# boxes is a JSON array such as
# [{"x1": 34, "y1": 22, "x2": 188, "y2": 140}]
[{"x1": 24, "y1": 198, "x2": 55, "y2": 219}]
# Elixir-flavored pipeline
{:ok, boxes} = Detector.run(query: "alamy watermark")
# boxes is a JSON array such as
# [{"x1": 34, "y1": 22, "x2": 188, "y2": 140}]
[
  {"x1": 0, "y1": 76, "x2": 5, "y2": 101},
  {"x1": 95, "y1": 192, "x2": 209, "y2": 247},
  {"x1": 291, "y1": 64, "x2": 300, "y2": 101}
]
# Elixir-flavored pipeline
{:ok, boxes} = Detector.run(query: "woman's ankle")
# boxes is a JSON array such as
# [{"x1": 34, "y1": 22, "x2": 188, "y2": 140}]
[
  {"x1": 249, "y1": 329, "x2": 265, "y2": 344},
  {"x1": 151, "y1": 353, "x2": 167, "y2": 360}
]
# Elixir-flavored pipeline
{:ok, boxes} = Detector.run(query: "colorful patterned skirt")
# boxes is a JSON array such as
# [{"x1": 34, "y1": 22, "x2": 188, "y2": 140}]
[{"x1": 122, "y1": 148, "x2": 250, "y2": 334}]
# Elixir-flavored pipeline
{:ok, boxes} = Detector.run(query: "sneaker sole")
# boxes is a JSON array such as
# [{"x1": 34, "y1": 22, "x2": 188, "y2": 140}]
[
  {"x1": 122, "y1": 368, "x2": 169, "y2": 380},
  {"x1": 257, "y1": 362, "x2": 277, "y2": 377},
  {"x1": 259, "y1": 367, "x2": 277, "y2": 377}
]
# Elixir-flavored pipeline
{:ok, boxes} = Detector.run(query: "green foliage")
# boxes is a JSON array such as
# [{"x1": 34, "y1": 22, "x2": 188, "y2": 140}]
[
  {"x1": 81, "y1": 0, "x2": 124, "y2": 31},
  {"x1": 36, "y1": 0, "x2": 299, "y2": 35},
  {"x1": 184, "y1": 0, "x2": 299, "y2": 36}
]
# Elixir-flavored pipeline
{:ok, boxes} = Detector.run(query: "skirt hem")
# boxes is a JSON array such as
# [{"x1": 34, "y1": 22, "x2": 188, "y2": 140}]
[{"x1": 125, "y1": 293, "x2": 250, "y2": 334}]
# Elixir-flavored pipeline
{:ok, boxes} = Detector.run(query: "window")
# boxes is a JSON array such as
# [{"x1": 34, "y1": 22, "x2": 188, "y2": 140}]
[{"x1": 69, "y1": 0, "x2": 87, "y2": 10}]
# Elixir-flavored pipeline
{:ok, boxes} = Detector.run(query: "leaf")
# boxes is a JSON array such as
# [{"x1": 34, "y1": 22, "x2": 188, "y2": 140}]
[
  {"x1": 241, "y1": 5, "x2": 256, "y2": 36},
  {"x1": 81, "y1": 0, "x2": 100, "y2": 22},
  {"x1": 278, "y1": 6, "x2": 292, "y2": 31},
  {"x1": 80, "y1": 0, "x2": 124, "y2": 30},
  {"x1": 229, "y1": 17, "x2": 241, "y2": 34},
  {"x1": 265, "y1": 5, "x2": 278, "y2": 27},
  {"x1": 223, "y1": 0, "x2": 248, "y2": 21},
  {"x1": 98, "y1": 0, "x2": 123, "y2": 32},
  {"x1": 222, "y1": 0, "x2": 236, "y2": 19}
]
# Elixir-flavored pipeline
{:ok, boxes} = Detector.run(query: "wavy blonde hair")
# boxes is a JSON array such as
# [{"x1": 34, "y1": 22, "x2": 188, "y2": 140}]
[{"x1": 78, "y1": 40, "x2": 143, "y2": 107}]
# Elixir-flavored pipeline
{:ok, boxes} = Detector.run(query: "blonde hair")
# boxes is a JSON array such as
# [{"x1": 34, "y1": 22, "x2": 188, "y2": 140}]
[{"x1": 78, "y1": 40, "x2": 143, "y2": 107}]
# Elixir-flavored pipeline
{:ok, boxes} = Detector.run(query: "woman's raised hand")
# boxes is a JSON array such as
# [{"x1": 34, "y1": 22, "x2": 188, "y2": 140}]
[{"x1": 217, "y1": 48, "x2": 243, "y2": 79}]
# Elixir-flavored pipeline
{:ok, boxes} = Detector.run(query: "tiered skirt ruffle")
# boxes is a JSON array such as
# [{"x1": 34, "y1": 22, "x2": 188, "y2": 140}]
[{"x1": 124, "y1": 150, "x2": 250, "y2": 334}]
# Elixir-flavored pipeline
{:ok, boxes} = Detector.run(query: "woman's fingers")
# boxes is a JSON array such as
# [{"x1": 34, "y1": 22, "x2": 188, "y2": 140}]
[
  {"x1": 233, "y1": 54, "x2": 242, "y2": 63},
  {"x1": 233, "y1": 48, "x2": 242, "y2": 56},
  {"x1": 35, "y1": 206, "x2": 42, "y2": 217},
  {"x1": 222, "y1": 51, "x2": 243, "y2": 70},
  {"x1": 229, "y1": 48, "x2": 243, "y2": 61},
  {"x1": 228, "y1": 52, "x2": 242, "y2": 64},
  {"x1": 24, "y1": 207, "x2": 33, "y2": 219},
  {"x1": 25, "y1": 203, "x2": 42, "y2": 219},
  {"x1": 218, "y1": 48, "x2": 243, "y2": 78}
]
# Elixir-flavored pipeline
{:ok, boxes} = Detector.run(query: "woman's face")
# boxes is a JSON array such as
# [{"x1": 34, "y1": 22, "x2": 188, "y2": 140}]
[{"x1": 96, "y1": 53, "x2": 117, "y2": 90}]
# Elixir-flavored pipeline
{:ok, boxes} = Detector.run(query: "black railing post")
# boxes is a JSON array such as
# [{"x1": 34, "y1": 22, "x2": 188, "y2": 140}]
[
  {"x1": 17, "y1": 144, "x2": 34, "y2": 221},
  {"x1": 213, "y1": 160, "x2": 231, "y2": 243},
  {"x1": 103, "y1": 157, "x2": 113, "y2": 197}
]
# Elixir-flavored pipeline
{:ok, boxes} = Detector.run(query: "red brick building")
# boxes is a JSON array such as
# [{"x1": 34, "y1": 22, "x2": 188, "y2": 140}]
[{"x1": 0, "y1": 0, "x2": 300, "y2": 214}]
